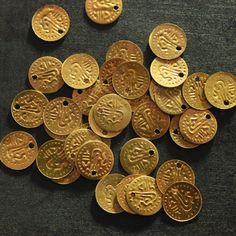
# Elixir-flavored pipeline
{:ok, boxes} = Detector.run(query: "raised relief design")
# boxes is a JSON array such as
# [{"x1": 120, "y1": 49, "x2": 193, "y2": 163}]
[
  {"x1": 70, "y1": 61, "x2": 92, "y2": 84},
  {"x1": 158, "y1": 30, "x2": 179, "y2": 52}
]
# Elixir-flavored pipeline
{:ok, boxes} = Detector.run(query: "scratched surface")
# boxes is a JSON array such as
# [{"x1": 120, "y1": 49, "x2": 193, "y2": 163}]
[{"x1": 0, "y1": 0, "x2": 235, "y2": 235}]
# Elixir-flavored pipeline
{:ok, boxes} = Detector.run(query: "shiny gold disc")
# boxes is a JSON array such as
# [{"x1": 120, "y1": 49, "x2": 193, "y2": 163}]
[
  {"x1": 52, "y1": 167, "x2": 80, "y2": 185},
  {"x1": 128, "y1": 95, "x2": 151, "y2": 112},
  {"x1": 44, "y1": 125, "x2": 68, "y2": 141}
]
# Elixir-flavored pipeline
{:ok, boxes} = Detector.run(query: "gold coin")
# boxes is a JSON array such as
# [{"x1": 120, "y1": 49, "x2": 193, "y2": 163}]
[
  {"x1": 75, "y1": 140, "x2": 114, "y2": 180},
  {"x1": 132, "y1": 100, "x2": 170, "y2": 140},
  {"x1": 126, "y1": 176, "x2": 162, "y2": 216},
  {"x1": 120, "y1": 138, "x2": 159, "y2": 175},
  {"x1": 43, "y1": 97, "x2": 82, "y2": 136},
  {"x1": 11, "y1": 90, "x2": 49, "y2": 128},
  {"x1": 150, "y1": 57, "x2": 188, "y2": 88},
  {"x1": 179, "y1": 109, "x2": 218, "y2": 144},
  {"x1": 0, "y1": 131, "x2": 38, "y2": 170},
  {"x1": 149, "y1": 80, "x2": 189, "y2": 115},
  {"x1": 28, "y1": 56, "x2": 64, "y2": 94},
  {"x1": 112, "y1": 62, "x2": 150, "y2": 99},
  {"x1": 64, "y1": 128, "x2": 100, "y2": 161},
  {"x1": 149, "y1": 23, "x2": 187, "y2": 60},
  {"x1": 61, "y1": 53, "x2": 99, "y2": 89},
  {"x1": 44, "y1": 125, "x2": 68, "y2": 141},
  {"x1": 32, "y1": 4, "x2": 70, "y2": 42},
  {"x1": 204, "y1": 72, "x2": 236, "y2": 109},
  {"x1": 169, "y1": 116, "x2": 199, "y2": 149},
  {"x1": 93, "y1": 94, "x2": 132, "y2": 132},
  {"x1": 95, "y1": 173, "x2": 124, "y2": 214},
  {"x1": 116, "y1": 174, "x2": 141, "y2": 214},
  {"x1": 163, "y1": 182, "x2": 202, "y2": 222},
  {"x1": 106, "y1": 40, "x2": 144, "y2": 64},
  {"x1": 52, "y1": 167, "x2": 80, "y2": 185},
  {"x1": 85, "y1": 0, "x2": 123, "y2": 25},
  {"x1": 128, "y1": 94, "x2": 151, "y2": 112},
  {"x1": 182, "y1": 72, "x2": 212, "y2": 110},
  {"x1": 36, "y1": 140, "x2": 73, "y2": 179},
  {"x1": 156, "y1": 159, "x2": 195, "y2": 194}
]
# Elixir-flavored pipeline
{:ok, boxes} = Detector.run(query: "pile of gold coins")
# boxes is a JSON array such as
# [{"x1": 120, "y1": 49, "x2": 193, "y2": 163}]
[{"x1": 0, "y1": 2, "x2": 235, "y2": 223}]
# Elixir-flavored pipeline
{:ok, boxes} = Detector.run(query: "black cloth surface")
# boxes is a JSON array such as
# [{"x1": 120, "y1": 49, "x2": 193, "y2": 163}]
[{"x1": 0, "y1": 0, "x2": 236, "y2": 235}]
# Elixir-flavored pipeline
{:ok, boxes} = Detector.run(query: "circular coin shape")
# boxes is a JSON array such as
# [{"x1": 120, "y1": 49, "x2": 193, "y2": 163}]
[
  {"x1": 126, "y1": 176, "x2": 162, "y2": 216},
  {"x1": 106, "y1": 40, "x2": 144, "y2": 64},
  {"x1": 150, "y1": 57, "x2": 188, "y2": 88},
  {"x1": 95, "y1": 173, "x2": 124, "y2": 214},
  {"x1": 36, "y1": 140, "x2": 74, "y2": 179},
  {"x1": 52, "y1": 167, "x2": 80, "y2": 185},
  {"x1": 169, "y1": 116, "x2": 199, "y2": 149},
  {"x1": 93, "y1": 94, "x2": 132, "y2": 132},
  {"x1": 76, "y1": 140, "x2": 114, "y2": 180},
  {"x1": 149, "y1": 23, "x2": 187, "y2": 60},
  {"x1": 156, "y1": 159, "x2": 195, "y2": 194},
  {"x1": 149, "y1": 80, "x2": 189, "y2": 115},
  {"x1": 128, "y1": 95, "x2": 151, "y2": 112},
  {"x1": 44, "y1": 125, "x2": 68, "y2": 141},
  {"x1": 204, "y1": 72, "x2": 236, "y2": 109},
  {"x1": 32, "y1": 4, "x2": 70, "y2": 41},
  {"x1": 163, "y1": 182, "x2": 202, "y2": 222},
  {"x1": 85, "y1": 0, "x2": 123, "y2": 24},
  {"x1": 120, "y1": 138, "x2": 159, "y2": 175},
  {"x1": 179, "y1": 109, "x2": 218, "y2": 144},
  {"x1": 28, "y1": 56, "x2": 64, "y2": 94},
  {"x1": 0, "y1": 131, "x2": 38, "y2": 170},
  {"x1": 43, "y1": 97, "x2": 82, "y2": 136},
  {"x1": 61, "y1": 53, "x2": 99, "y2": 89},
  {"x1": 11, "y1": 90, "x2": 49, "y2": 128},
  {"x1": 132, "y1": 100, "x2": 170, "y2": 140},
  {"x1": 112, "y1": 62, "x2": 150, "y2": 99},
  {"x1": 182, "y1": 72, "x2": 212, "y2": 110}
]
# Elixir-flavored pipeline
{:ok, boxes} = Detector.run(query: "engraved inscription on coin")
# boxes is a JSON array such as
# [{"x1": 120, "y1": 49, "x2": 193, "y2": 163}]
[
  {"x1": 43, "y1": 97, "x2": 82, "y2": 136},
  {"x1": 85, "y1": 0, "x2": 123, "y2": 24},
  {"x1": 132, "y1": 100, "x2": 170, "y2": 140},
  {"x1": 76, "y1": 140, "x2": 114, "y2": 180},
  {"x1": 44, "y1": 125, "x2": 68, "y2": 141},
  {"x1": 120, "y1": 138, "x2": 159, "y2": 175},
  {"x1": 61, "y1": 53, "x2": 99, "y2": 89},
  {"x1": 106, "y1": 40, "x2": 144, "y2": 64},
  {"x1": 150, "y1": 57, "x2": 188, "y2": 88},
  {"x1": 163, "y1": 182, "x2": 202, "y2": 222},
  {"x1": 32, "y1": 4, "x2": 70, "y2": 41},
  {"x1": 52, "y1": 167, "x2": 80, "y2": 185},
  {"x1": 112, "y1": 62, "x2": 150, "y2": 99},
  {"x1": 0, "y1": 131, "x2": 38, "y2": 170},
  {"x1": 126, "y1": 176, "x2": 162, "y2": 216},
  {"x1": 149, "y1": 23, "x2": 187, "y2": 60},
  {"x1": 11, "y1": 90, "x2": 49, "y2": 128},
  {"x1": 156, "y1": 159, "x2": 195, "y2": 194},
  {"x1": 28, "y1": 56, "x2": 64, "y2": 94},
  {"x1": 204, "y1": 72, "x2": 236, "y2": 110}
]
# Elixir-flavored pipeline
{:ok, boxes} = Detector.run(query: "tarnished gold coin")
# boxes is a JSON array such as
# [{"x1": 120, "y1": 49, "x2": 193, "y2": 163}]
[
  {"x1": 43, "y1": 97, "x2": 82, "y2": 136},
  {"x1": 95, "y1": 173, "x2": 124, "y2": 214},
  {"x1": 182, "y1": 72, "x2": 212, "y2": 110},
  {"x1": 149, "y1": 23, "x2": 187, "y2": 60},
  {"x1": 0, "y1": 131, "x2": 38, "y2": 170},
  {"x1": 132, "y1": 100, "x2": 170, "y2": 140},
  {"x1": 204, "y1": 72, "x2": 236, "y2": 109},
  {"x1": 106, "y1": 40, "x2": 144, "y2": 64},
  {"x1": 163, "y1": 182, "x2": 202, "y2": 222},
  {"x1": 85, "y1": 0, "x2": 123, "y2": 24},
  {"x1": 149, "y1": 80, "x2": 189, "y2": 115},
  {"x1": 126, "y1": 176, "x2": 162, "y2": 216},
  {"x1": 156, "y1": 159, "x2": 195, "y2": 194},
  {"x1": 112, "y1": 62, "x2": 150, "y2": 99},
  {"x1": 128, "y1": 95, "x2": 151, "y2": 112},
  {"x1": 93, "y1": 94, "x2": 132, "y2": 132},
  {"x1": 120, "y1": 138, "x2": 159, "y2": 175},
  {"x1": 169, "y1": 116, "x2": 199, "y2": 149},
  {"x1": 61, "y1": 53, "x2": 99, "y2": 89},
  {"x1": 11, "y1": 90, "x2": 49, "y2": 128},
  {"x1": 179, "y1": 109, "x2": 218, "y2": 144},
  {"x1": 36, "y1": 140, "x2": 73, "y2": 179},
  {"x1": 150, "y1": 57, "x2": 188, "y2": 88},
  {"x1": 32, "y1": 4, "x2": 70, "y2": 42},
  {"x1": 44, "y1": 125, "x2": 68, "y2": 141},
  {"x1": 52, "y1": 167, "x2": 80, "y2": 185},
  {"x1": 76, "y1": 140, "x2": 114, "y2": 180},
  {"x1": 28, "y1": 56, "x2": 64, "y2": 94},
  {"x1": 116, "y1": 174, "x2": 141, "y2": 214}
]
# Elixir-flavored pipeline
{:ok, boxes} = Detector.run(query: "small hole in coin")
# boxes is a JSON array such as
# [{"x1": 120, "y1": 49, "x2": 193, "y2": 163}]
[
  {"x1": 195, "y1": 77, "x2": 200, "y2": 82},
  {"x1": 206, "y1": 114, "x2": 211, "y2": 119},
  {"x1": 176, "y1": 162, "x2": 182, "y2": 168},
  {"x1": 114, "y1": 5, "x2": 119, "y2": 10},
  {"x1": 29, "y1": 143, "x2": 35, "y2": 149},
  {"x1": 15, "y1": 104, "x2": 20, "y2": 110},
  {"x1": 102, "y1": 130, "x2": 108, "y2": 135},
  {"x1": 32, "y1": 75, "x2": 37, "y2": 80},
  {"x1": 174, "y1": 129, "x2": 179, "y2": 134},
  {"x1": 181, "y1": 104, "x2": 187, "y2": 110},
  {"x1": 63, "y1": 101, "x2": 69, "y2": 106},
  {"x1": 176, "y1": 46, "x2": 182, "y2": 51},
  {"x1": 77, "y1": 89, "x2": 83, "y2": 94},
  {"x1": 224, "y1": 100, "x2": 230, "y2": 106},
  {"x1": 149, "y1": 150, "x2": 154, "y2": 156},
  {"x1": 179, "y1": 72, "x2": 184, "y2": 78},
  {"x1": 155, "y1": 129, "x2": 160, "y2": 135},
  {"x1": 58, "y1": 29, "x2": 64, "y2": 34},
  {"x1": 91, "y1": 170, "x2": 97, "y2": 176},
  {"x1": 131, "y1": 192, "x2": 135, "y2": 197},
  {"x1": 84, "y1": 79, "x2": 89, "y2": 84},
  {"x1": 103, "y1": 80, "x2": 108, "y2": 84}
]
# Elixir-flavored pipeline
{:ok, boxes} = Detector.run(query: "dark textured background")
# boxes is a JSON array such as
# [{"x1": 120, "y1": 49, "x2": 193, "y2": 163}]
[{"x1": 0, "y1": 0, "x2": 236, "y2": 235}]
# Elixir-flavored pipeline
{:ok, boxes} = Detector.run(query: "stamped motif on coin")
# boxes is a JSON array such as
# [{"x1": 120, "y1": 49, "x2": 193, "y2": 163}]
[
  {"x1": 44, "y1": 125, "x2": 68, "y2": 141},
  {"x1": 128, "y1": 95, "x2": 151, "y2": 112},
  {"x1": 52, "y1": 167, "x2": 80, "y2": 185}
]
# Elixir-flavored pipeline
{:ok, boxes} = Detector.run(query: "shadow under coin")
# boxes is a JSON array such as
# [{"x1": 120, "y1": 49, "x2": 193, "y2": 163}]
[
  {"x1": 144, "y1": 44, "x2": 156, "y2": 69},
  {"x1": 0, "y1": 161, "x2": 32, "y2": 176}
]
